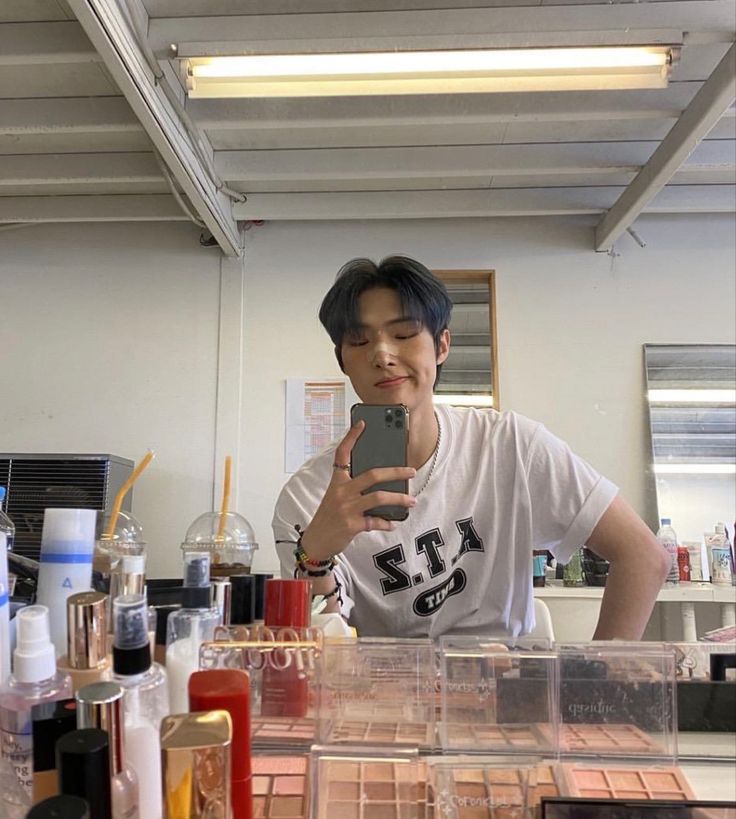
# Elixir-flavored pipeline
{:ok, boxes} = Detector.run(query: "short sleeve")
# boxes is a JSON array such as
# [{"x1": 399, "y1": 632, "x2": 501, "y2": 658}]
[{"x1": 525, "y1": 424, "x2": 618, "y2": 564}]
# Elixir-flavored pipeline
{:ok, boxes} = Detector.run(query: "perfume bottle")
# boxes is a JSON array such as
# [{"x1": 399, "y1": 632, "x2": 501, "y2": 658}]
[
  {"x1": 0, "y1": 606, "x2": 72, "y2": 808},
  {"x1": 112, "y1": 594, "x2": 168, "y2": 819},
  {"x1": 165, "y1": 552, "x2": 219, "y2": 714},
  {"x1": 57, "y1": 592, "x2": 111, "y2": 693},
  {"x1": 76, "y1": 681, "x2": 139, "y2": 819}
]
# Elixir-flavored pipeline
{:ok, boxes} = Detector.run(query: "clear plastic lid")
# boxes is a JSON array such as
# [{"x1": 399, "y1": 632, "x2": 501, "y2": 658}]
[
  {"x1": 318, "y1": 637, "x2": 437, "y2": 750},
  {"x1": 181, "y1": 511, "x2": 258, "y2": 574},
  {"x1": 556, "y1": 642, "x2": 678, "y2": 764},
  {"x1": 182, "y1": 511, "x2": 257, "y2": 548},
  {"x1": 96, "y1": 510, "x2": 146, "y2": 555},
  {"x1": 113, "y1": 593, "x2": 149, "y2": 651},
  {"x1": 439, "y1": 636, "x2": 559, "y2": 756}
]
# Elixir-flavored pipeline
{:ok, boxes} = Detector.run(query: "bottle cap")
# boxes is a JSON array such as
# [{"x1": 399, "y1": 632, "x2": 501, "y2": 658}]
[
  {"x1": 253, "y1": 573, "x2": 272, "y2": 621},
  {"x1": 715, "y1": 522, "x2": 725, "y2": 534},
  {"x1": 32, "y1": 699, "x2": 78, "y2": 773},
  {"x1": 263, "y1": 578, "x2": 310, "y2": 628},
  {"x1": 189, "y1": 670, "x2": 250, "y2": 781},
  {"x1": 0, "y1": 487, "x2": 6, "y2": 503},
  {"x1": 67, "y1": 591, "x2": 108, "y2": 670},
  {"x1": 41, "y1": 509, "x2": 97, "y2": 550},
  {"x1": 26, "y1": 795, "x2": 90, "y2": 819},
  {"x1": 660, "y1": 518, "x2": 671, "y2": 526},
  {"x1": 181, "y1": 551, "x2": 211, "y2": 609},
  {"x1": 13, "y1": 605, "x2": 56, "y2": 682},
  {"x1": 230, "y1": 575, "x2": 255, "y2": 625},
  {"x1": 76, "y1": 682, "x2": 126, "y2": 776},
  {"x1": 112, "y1": 594, "x2": 151, "y2": 676},
  {"x1": 56, "y1": 728, "x2": 111, "y2": 819}
]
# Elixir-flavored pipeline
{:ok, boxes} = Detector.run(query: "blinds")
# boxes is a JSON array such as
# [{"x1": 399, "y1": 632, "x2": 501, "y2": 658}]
[
  {"x1": 436, "y1": 280, "x2": 494, "y2": 400},
  {"x1": 644, "y1": 344, "x2": 736, "y2": 466}
]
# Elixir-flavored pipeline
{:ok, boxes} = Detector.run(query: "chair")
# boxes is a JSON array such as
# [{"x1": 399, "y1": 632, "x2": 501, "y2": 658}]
[{"x1": 529, "y1": 597, "x2": 556, "y2": 642}]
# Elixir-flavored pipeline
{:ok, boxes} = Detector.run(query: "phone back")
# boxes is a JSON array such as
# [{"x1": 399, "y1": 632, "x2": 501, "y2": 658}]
[{"x1": 350, "y1": 404, "x2": 409, "y2": 520}]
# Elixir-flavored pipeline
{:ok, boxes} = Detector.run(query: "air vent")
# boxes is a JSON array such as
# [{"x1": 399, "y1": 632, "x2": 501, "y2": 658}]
[{"x1": 0, "y1": 454, "x2": 134, "y2": 560}]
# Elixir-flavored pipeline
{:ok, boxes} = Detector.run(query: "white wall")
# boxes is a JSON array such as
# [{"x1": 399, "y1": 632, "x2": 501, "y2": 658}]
[
  {"x1": 0, "y1": 222, "x2": 222, "y2": 578},
  {"x1": 1, "y1": 214, "x2": 734, "y2": 585}
]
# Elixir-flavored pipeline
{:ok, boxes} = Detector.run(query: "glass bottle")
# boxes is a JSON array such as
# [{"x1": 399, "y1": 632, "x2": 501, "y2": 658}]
[
  {"x1": 165, "y1": 552, "x2": 219, "y2": 713},
  {"x1": 0, "y1": 606, "x2": 72, "y2": 811},
  {"x1": 111, "y1": 594, "x2": 168, "y2": 819}
]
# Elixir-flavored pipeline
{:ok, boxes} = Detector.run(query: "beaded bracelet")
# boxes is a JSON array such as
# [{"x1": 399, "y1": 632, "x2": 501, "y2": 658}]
[{"x1": 293, "y1": 524, "x2": 335, "y2": 568}]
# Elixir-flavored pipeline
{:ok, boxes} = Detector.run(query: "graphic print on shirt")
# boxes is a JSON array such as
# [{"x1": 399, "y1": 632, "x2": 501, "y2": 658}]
[{"x1": 372, "y1": 516, "x2": 485, "y2": 616}]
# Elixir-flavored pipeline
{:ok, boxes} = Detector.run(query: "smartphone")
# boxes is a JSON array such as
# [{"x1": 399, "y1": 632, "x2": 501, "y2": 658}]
[{"x1": 350, "y1": 403, "x2": 410, "y2": 521}]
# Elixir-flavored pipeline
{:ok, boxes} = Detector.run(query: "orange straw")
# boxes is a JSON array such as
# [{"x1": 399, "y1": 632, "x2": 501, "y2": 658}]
[
  {"x1": 216, "y1": 455, "x2": 232, "y2": 541},
  {"x1": 104, "y1": 450, "x2": 155, "y2": 539}
]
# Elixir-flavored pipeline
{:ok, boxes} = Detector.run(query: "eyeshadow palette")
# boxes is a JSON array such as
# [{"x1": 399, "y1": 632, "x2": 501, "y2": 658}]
[
  {"x1": 427, "y1": 760, "x2": 535, "y2": 819},
  {"x1": 560, "y1": 765, "x2": 697, "y2": 802},
  {"x1": 312, "y1": 750, "x2": 424, "y2": 819},
  {"x1": 556, "y1": 723, "x2": 664, "y2": 754},
  {"x1": 328, "y1": 719, "x2": 435, "y2": 748},
  {"x1": 443, "y1": 722, "x2": 552, "y2": 753},
  {"x1": 252, "y1": 754, "x2": 309, "y2": 818},
  {"x1": 530, "y1": 763, "x2": 565, "y2": 807},
  {"x1": 252, "y1": 717, "x2": 317, "y2": 746}
]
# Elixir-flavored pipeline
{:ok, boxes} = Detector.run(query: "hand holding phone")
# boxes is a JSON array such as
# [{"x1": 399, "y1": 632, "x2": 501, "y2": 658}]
[
  {"x1": 297, "y1": 413, "x2": 416, "y2": 562},
  {"x1": 350, "y1": 403, "x2": 410, "y2": 521}
]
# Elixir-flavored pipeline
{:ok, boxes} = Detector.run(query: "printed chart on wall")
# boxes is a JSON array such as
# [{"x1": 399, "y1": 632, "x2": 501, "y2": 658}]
[{"x1": 285, "y1": 378, "x2": 359, "y2": 472}]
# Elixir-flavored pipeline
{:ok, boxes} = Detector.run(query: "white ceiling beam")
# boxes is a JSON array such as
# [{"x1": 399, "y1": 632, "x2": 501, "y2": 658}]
[
  {"x1": 149, "y1": 1, "x2": 735, "y2": 52},
  {"x1": 232, "y1": 184, "x2": 736, "y2": 221},
  {"x1": 190, "y1": 83, "x2": 713, "y2": 129},
  {"x1": 0, "y1": 21, "x2": 99, "y2": 65},
  {"x1": 595, "y1": 42, "x2": 736, "y2": 250},
  {"x1": 0, "y1": 98, "x2": 142, "y2": 134},
  {"x1": 0, "y1": 194, "x2": 187, "y2": 222},
  {"x1": 66, "y1": 0, "x2": 242, "y2": 256},
  {"x1": 0, "y1": 153, "x2": 161, "y2": 185},
  {"x1": 215, "y1": 141, "x2": 734, "y2": 182}
]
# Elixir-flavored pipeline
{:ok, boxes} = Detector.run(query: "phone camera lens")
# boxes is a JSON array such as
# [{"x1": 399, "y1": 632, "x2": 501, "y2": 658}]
[{"x1": 395, "y1": 420, "x2": 403, "y2": 428}]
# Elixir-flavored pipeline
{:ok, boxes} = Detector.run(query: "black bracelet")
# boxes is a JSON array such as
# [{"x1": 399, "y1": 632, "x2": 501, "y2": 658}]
[{"x1": 319, "y1": 576, "x2": 343, "y2": 606}]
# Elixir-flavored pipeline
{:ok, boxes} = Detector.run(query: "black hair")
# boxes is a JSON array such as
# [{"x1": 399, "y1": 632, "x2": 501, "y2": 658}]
[{"x1": 318, "y1": 255, "x2": 453, "y2": 381}]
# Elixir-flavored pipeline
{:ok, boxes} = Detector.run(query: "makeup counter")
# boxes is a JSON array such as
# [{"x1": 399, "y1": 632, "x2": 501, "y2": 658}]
[{"x1": 0, "y1": 507, "x2": 735, "y2": 819}]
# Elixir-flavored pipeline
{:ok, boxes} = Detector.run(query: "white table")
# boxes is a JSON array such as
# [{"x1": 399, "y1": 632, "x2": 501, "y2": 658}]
[{"x1": 535, "y1": 580, "x2": 736, "y2": 642}]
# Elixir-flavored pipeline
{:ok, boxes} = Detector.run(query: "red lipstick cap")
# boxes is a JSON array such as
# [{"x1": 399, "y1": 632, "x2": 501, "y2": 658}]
[{"x1": 263, "y1": 578, "x2": 310, "y2": 628}]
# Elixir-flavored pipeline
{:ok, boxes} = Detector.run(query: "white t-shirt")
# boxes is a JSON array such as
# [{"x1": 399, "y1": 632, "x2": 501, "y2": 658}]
[{"x1": 272, "y1": 405, "x2": 618, "y2": 639}]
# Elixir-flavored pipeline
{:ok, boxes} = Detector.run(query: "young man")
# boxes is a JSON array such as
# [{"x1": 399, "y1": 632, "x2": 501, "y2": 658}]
[{"x1": 272, "y1": 256, "x2": 669, "y2": 639}]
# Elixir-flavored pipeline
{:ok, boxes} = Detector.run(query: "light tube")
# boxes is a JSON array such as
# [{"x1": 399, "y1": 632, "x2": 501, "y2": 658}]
[
  {"x1": 185, "y1": 46, "x2": 673, "y2": 98},
  {"x1": 648, "y1": 389, "x2": 736, "y2": 404},
  {"x1": 653, "y1": 464, "x2": 736, "y2": 474}
]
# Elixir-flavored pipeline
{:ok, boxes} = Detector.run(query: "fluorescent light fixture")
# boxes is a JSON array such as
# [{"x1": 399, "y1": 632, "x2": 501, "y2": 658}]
[
  {"x1": 184, "y1": 46, "x2": 674, "y2": 98},
  {"x1": 654, "y1": 463, "x2": 736, "y2": 474},
  {"x1": 648, "y1": 389, "x2": 736, "y2": 404},
  {"x1": 434, "y1": 394, "x2": 494, "y2": 407}
]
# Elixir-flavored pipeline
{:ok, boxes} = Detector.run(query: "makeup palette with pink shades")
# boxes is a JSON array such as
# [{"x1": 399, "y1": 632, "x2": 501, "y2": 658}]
[
  {"x1": 252, "y1": 754, "x2": 310, "y2": 819},
  {"x1": 556, "y1": 722, "x2": 665, "y2": 754},
  {"x1": 559, "y1": 764, "x2": 697, "y2": 802},
  {"x1": 310, "y1": 747, "x2": 424, "y2": 819}
]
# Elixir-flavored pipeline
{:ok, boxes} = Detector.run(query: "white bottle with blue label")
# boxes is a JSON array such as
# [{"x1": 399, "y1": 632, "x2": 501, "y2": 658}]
[
  {"x1": 35, "y1": 509, "x2": 97, "y2": 656},
  {"x1": 0, "y1": 532, "x2": 9, "y2": 687}
]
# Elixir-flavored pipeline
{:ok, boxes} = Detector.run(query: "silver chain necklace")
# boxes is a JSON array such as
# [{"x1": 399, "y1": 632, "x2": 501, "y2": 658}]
[{"x1": 413, "y1": 412, "x2": 441, "y2": 498}]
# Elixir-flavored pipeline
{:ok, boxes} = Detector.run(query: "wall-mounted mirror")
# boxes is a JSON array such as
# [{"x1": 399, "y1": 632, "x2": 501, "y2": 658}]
[
  {"x1": 434, "y1": 270, "x2": 499, "y2": 409},
  {"x1": 644, "y1": 344, "x2": 736, "y2": 545}
]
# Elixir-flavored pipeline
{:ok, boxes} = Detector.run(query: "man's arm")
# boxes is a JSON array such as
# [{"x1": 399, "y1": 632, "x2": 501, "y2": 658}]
[{"x1": 585, "y1": 495, "x2": 671, "y2": 640}]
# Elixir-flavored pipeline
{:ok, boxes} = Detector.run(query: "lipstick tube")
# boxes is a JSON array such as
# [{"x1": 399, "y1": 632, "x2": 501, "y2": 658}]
[
  {"x1": 160, "y1": 710, "x2": 232, "y2": 819},
  {"x1": 262, "y1": 579, "x2": 310, "y2": 718},
  {"x1": 189, "y1": 669, "x2": 251, "y2": 819},
  {"x1": 57, "y1": 591, "x2": 111, "y2": 693}
]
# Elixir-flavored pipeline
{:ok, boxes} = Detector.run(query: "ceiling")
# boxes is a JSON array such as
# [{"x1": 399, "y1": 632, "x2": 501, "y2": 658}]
[{"x1": 1, "y1": 0, "x2": 734, "y2": 256}]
